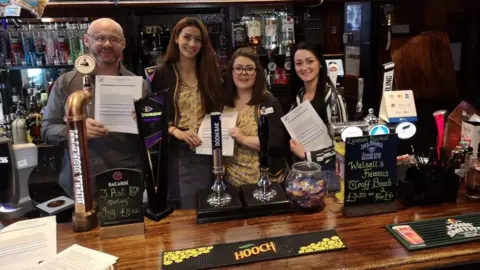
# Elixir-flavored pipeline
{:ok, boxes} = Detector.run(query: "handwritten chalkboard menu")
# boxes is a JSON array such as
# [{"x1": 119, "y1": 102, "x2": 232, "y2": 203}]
[
  {"x1": 96, "y1": 168, "x2": 144, "y2": 227},
  {"x1": 343, "y1": 134, "x2": 398, "y2": 216}
]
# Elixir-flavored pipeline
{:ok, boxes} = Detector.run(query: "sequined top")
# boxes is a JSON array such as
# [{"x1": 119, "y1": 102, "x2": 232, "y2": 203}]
[{"x1": 176, "y1": 80, "x2": 204, "y2": 131}]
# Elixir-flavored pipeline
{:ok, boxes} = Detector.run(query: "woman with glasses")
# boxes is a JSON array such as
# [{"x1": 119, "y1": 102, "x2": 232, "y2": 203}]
[
  {"x1": 222, "y1": 48, "x2": 287, "y2": 187},
  {"x1": 148, "y1": 17, "x2": 223, "y2": 209},
  {"x1": 287, "y1": 41, "x2": 348, "y2": 191}
]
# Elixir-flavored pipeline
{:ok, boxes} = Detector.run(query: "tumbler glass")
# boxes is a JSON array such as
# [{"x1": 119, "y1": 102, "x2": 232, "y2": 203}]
[{"x1": 465, "y1": 153, "x2": 480, "y2": 199}]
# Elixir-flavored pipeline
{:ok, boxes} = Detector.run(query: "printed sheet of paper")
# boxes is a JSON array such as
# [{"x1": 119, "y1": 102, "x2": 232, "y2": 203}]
[
  {"x1": 196, "y1": 111, "x2": 239, "y2": 157},
  {"x1": 0, "y1": 216, "x2": 56, "y2": 270},
  {"x1": 94, "y1": 75, "x2": 143, "y2": 134},
  {"x1": 281, "y1": 100, "x2": 332, "y2": 152},
  {"x1": 36, "y1": 244, "x2": 118, "y2": 270}
]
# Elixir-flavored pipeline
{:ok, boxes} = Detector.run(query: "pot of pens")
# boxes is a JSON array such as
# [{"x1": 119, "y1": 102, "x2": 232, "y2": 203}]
[{"x1": 397, "y1": 146, "x2": 463, "y2": 206}]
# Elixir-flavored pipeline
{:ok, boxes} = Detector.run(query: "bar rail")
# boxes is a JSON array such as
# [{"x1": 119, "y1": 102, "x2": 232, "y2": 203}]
[{"x1": 55, "y1": 189, "x2": 480, "y2": 269}]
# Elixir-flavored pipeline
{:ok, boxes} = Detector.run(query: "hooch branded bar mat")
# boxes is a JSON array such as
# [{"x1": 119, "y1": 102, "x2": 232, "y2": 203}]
[
  {"x1": 162, "y1": 230, "x2": 346, "y2": 269},
  {"x1": 386, "y1": 212, "x2": 480, "y2": 251}
]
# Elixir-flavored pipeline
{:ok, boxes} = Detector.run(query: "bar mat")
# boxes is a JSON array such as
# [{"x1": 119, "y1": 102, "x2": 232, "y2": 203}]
[
  {"x1": 162, "y1": 230, "x2": 346, "y2": 269},
  {"x1": 386, "y1": 212, "x2": 480, "y2": 251}
]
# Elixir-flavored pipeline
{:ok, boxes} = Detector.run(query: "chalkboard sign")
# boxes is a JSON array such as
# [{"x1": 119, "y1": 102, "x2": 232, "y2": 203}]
[
  {"x1": 343, "y1": 134, "x2": 398, "y2": 217},
  {"x1": 96, "y1": 168, "x2": 144, "y2": 227}
]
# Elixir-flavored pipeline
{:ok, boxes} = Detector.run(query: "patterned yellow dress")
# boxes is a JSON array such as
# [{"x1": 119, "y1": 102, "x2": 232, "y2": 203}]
[
  {"x1": 176, "y1": 80, "x2": 203, "y2": 132},
  {"x1": 223, "y1": 105, "x2": 260, "y2": 186},
  {"x1": 223, "y1": 105, "x2": 284, "y2": 187}
]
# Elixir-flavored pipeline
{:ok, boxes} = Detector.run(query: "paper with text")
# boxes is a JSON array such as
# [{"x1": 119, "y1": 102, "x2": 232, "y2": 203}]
[
  {"x1": 95, "y1": 75, "x2": 143, "y2": 134},
  {"x1": 281, "y1": 100, "x2": 332, "y2": 152},
  {"x1": 0, "y1": 216, "x2": 56, "y2": 270},
  {"x1": 36, "y1": 244, "x2": 118, "y2": 270},
  {"x1": 196, "y1": 112, "x2": 238, "y2": 157}
]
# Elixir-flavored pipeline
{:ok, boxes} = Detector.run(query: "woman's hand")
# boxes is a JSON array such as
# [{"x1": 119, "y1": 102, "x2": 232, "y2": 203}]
[
  {"x1": 230, "y1": 128, "x2": 245, "y2": 144},
  {"x1": 174, "y1": 129, "x2": 202, "y2": 147},
  {"x1": 131, "y1": 108, "x2": 136, "y2": 121},
  {"x1": 290, "y1": 139, "x2": 305, "y2": 159}
]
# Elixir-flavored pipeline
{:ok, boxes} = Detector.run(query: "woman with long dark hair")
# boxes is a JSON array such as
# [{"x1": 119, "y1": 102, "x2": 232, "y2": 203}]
[
  {"x1": 287, "y1": 41, "x2": 348, "y2": 191},
  {"x1": 147, "y1": 17, "x2": 223, "y2": 209},
  {"x1": 222, "y1": 48, "x2": 287, "y2": 186}
]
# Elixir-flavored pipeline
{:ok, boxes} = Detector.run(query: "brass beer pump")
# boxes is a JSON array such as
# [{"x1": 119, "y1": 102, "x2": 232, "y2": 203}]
[{"x1": 65, "y1": 54, "x2": 97, "y2": 232}]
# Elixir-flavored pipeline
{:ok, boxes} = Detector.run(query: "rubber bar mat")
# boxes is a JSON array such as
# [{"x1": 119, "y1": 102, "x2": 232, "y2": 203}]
[
  {"x1": 162, "y1": 230, "x2": 346, "y2": 269},
  {"x1": 386, "y1": 212, "x2": 480, "y2": 251}
]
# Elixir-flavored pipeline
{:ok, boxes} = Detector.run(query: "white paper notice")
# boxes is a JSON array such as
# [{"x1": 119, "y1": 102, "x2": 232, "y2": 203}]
[
  {"x1": 281, "y1": 100, "x2": 332, "y2": 152},
  {"x1": 0, "y1": 216, "x2": 57, "y2": 270},
  {"x1": 36, "y1": 244, "x2": 118, "y2": 270},
  {"x1": 345, "y1": 46, "x2": 360, "y2": 77},
  {"x1": 94, "y1": 75, "x2": 143, "y2": 134},
  {"x1": 196, "y1": 112, "x2": 238, "y2": 157}
]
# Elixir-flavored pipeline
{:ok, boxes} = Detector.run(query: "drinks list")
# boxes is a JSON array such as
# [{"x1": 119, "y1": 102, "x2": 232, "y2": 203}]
[
  {"x1": 344, "y1": 134, "x2": 398, "y2": 206},
  {"x1": 95, "y1": 169, "x2": 144, "y2": 227}
]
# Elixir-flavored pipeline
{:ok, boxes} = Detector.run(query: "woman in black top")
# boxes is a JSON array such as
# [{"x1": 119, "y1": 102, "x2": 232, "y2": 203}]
[{"x1": 287, "y1": 41, "x2": 348, "y2": 191}]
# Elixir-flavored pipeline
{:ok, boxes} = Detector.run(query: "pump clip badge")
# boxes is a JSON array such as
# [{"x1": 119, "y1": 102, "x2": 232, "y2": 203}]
[
  {"x1": 145, "y1": 66, "x2": 156, "y2": 83},
  {"x1": 74, "y1": 54, "x2": 96, "y2": 75}
]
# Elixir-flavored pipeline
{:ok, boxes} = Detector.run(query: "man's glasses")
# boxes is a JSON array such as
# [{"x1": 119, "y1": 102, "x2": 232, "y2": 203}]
[
  {"x1": 233, "y1": 66, "x2": 257, "y2": 75},
  {"x1": 86, "y1": 33, "x2": 124, "y2": 47}
]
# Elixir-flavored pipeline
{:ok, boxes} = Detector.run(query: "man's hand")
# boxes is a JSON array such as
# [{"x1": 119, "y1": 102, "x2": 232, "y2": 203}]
[
  {"x1": 290, "y1": 139, "x2": 306, "y2": 159},
  {"x1": 86, "y1": 118, "x2": 108, "y2": 139},
  {"x1": 173, "y1": 129, "x2": 202, "y2": 147}
]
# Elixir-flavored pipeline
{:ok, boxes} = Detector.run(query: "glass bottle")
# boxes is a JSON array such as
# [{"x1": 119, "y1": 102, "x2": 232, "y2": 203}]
[
  {"x1": 246, "y1": 13, "x2": 261, "y2": 53},
  {"x1": 264, "y1": 12, "x2": 279, "y2": 51},
  {"x1": 21, "y1": 24, "x2": 34, "y2": 66},
  {"x1": 231, "y1": 19, "x2": 246, "y2": 49},
  {"x1": 9, "y1": 27, "x2": 24, "y2": 66},
  {"x1": 281, "y1": 10, "x2": 295, "y2": 46}
]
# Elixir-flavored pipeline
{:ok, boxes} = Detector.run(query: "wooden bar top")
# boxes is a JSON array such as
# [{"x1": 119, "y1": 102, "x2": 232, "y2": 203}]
[{"x1": 56, "y1": 193, "x2": 480, "y2": 269}]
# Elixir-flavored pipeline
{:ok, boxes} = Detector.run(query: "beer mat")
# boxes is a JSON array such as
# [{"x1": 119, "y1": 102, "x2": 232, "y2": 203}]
[
  {"x1": 386, "y1": 212, "x2": 480, "y2": 251},
  {"x1": 162, "y1": 230, "x2": 346, "y2": 270}
]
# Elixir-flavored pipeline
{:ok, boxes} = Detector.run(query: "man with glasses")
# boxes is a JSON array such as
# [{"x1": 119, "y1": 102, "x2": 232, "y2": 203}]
[{"x1": 42, "y1": 18, "x2": 149, "y2": 199}]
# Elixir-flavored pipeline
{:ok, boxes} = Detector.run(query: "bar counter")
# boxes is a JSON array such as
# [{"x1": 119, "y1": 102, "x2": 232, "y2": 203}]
[{"x1": 56, "y1": 193, "x2": 480, "y2": 270}]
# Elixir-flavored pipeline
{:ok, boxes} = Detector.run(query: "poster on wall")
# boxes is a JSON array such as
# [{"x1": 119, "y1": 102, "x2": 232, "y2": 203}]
[{"x1": 345, "y1": 46, "x2": 360, "y2": 77}]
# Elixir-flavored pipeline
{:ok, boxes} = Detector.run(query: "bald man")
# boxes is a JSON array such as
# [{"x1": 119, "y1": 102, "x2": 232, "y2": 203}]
[{"x1": 42, "y1": 18, "x2": 149, "y2": 199}]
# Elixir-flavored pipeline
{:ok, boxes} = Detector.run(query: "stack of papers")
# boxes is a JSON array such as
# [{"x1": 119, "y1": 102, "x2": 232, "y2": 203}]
[
  {"x1": 37, "y1": 244, "x2": 118, "y2": 270},
  {"x1": 0, "y1": 216, "x2": 57, "y2": 270}
]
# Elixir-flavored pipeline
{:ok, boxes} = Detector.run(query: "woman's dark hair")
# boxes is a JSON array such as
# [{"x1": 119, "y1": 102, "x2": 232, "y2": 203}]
[
  {"x1": 164, "y1": 17, "x2": 223, "y2": 113},
  {"x1": 287, "y1": 41, "x2": 332, "y2": 122},
  {"x1": 223, "y1": 48, "x2": 267, "y2": 107}
]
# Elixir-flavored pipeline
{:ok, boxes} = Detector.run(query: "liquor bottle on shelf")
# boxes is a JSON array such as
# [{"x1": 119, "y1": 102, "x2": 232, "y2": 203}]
[
  {"x1": 45, "y1": 23, "x2": 56, "y2": 65},
  {"x1": 218, "y1": 34, "x2": 228, "y2": 70},
  {"x1": 21, "y1": 24, "x2": 35, "y2": 66},
  {"x1": 281, "y1": 9, "x2": 295, "y2": 46},
  {"x1": 33, "y1": 26, "x2": 46, "y2": 66},
  {"x1": 264, "y1": 12, "x2": 279, "y2": 51},
  {"x1": 0, "y1": 29, "x2": 8, "y2": 67},
  {"x1": 231, "y1": 19, "x2": 247, "y2": 49},
  {"x1": 8, "y1": 27, "x2": 24, "y2": 66},
  {"x1": 246, "y1": 13, "x2": 261, "y2": 53}
]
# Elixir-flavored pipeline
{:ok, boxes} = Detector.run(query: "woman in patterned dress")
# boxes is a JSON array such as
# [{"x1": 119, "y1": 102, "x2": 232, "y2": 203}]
[
  {"x1": 148, "y1": 17, "x2": 223, "y2": 209},
  {"x1": 222, "y1": 48, "x2": 287, "y2": 187}
]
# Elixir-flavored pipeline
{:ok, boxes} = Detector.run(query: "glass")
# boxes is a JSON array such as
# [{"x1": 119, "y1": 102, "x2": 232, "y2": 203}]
[
  {"x1": 465, "y1": 153, "x2": 480, "y2": 199},
  {"x1": 285, "y1": 161, "x2": 328, "y2": 209},
  {"x1": 86, "y1": 33, "x2": 123, "y2": 47},
  {"x1": 233, "y1": 66, "x2": 257, "y2": 75}
]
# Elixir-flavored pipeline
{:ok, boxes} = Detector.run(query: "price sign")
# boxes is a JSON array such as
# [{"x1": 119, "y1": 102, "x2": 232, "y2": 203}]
[
  {"x1": 96, "y1": 168, "x2": 144, "y2": 227},
  {"x1": 343, "y1": 134, "x2": 398, "y2": 217}
]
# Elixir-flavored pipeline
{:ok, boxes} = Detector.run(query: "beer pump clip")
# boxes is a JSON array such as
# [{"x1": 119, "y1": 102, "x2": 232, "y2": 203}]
[{"x1": 66, "y1": 54, "x2": 97, "y2": 232}]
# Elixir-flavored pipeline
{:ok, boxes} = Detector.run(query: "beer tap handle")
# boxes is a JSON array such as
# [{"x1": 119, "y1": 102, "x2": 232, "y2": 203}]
[
  {"x1": 355, "y1": 78, "x2": 364, "y2": 120},
  {"x1": 258, "y1": 108, "x2": 270, "y2": 169}
]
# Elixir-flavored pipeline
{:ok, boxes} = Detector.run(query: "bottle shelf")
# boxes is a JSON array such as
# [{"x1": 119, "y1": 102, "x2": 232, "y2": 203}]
[{"x1": 5, "y1": 65, "x2": 74, "y2": 71}]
